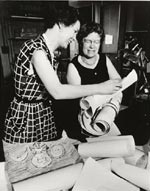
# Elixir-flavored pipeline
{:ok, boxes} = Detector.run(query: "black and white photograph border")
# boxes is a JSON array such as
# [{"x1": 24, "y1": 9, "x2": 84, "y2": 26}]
[{"x1": 0, "y1": 1, "x2": 150, "y2": 191}]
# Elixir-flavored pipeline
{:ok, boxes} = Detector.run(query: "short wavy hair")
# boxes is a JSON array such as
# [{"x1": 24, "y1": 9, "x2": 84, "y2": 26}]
[
  {"x1": 77, "y1": 22, "x2": 104, "y2": 44},
  {"x1": 44, "y1": 6, "x2": 79, "y2": 30}
]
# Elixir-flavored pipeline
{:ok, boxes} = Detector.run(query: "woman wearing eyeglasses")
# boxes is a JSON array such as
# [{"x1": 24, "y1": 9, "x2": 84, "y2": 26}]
[{"x1": 62, "y1": 22, "x2": 123, "y2": 141}]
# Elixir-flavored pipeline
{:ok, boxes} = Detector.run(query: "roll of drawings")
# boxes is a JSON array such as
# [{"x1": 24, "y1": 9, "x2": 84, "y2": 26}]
[
  {"x1": 80, "y1": 94, "x2": 111, "y2": 116},
  {"x1": 78, "y1": 136, "x2": 135, "y2": 158},
  {"x1": 79, "y1": 107, "x2": 113, "y2": 137},
  {"x1": 97, "y1": 157, "x2": 125, "y2": 170},
  {"x1": 124, "y1": 148, "x2": 148, "y2": 168},
  {"x1": 13, "y1": 163, "x2": 83, "y2": 191},
  {"x1": 79, "y1": 97, "x2": 120, "y2": 136},
  {"x1": 91, "y1": 104, "x2": 116, "y2": 133},
  {"x1": 87, "y1": 135, "x2": 134, "y2": 143},
  {"x1": 111, "y1": 162, "x2": 150, "y2": 191}
]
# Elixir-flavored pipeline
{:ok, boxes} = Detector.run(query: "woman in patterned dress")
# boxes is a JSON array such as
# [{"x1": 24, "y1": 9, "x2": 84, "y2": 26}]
[{"x1": 3, "y1": 7, "x2": 122, "y2": 144}]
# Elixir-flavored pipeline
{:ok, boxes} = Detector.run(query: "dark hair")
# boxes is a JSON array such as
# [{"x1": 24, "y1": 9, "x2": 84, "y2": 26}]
[
  {"x1": 44, "y1": 6, "x2": 79, "y2": 30},
  {"x1": 77, "y1": 22, "x2": 104, "y2": 44}
]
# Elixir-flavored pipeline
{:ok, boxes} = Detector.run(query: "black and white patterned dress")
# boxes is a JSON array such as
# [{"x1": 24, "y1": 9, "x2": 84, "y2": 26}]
[{"x1": 4, "y1": 35, "x2": 58, "y2": 143}]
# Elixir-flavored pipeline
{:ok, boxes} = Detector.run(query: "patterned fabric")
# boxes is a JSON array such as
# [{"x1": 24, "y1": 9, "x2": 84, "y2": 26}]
[{"x1": 4, "y1": 35, "x2": 58, "y2": 143}]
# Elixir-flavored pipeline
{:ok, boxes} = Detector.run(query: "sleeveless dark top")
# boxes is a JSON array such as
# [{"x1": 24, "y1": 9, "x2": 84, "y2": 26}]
[{"x1": 71, "y1": 53, "x2": 109, "y2": 85}]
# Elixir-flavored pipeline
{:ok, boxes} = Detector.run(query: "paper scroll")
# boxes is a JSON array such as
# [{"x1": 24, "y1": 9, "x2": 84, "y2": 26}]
[
  {"x1": 72, "y1": 157, "x2": 139, "y2": 191},
  {"x1": 86, "y1": 135, "x2": 133, "y2": 143},
  {"x1": 111, "y1": 162, "x2": 150, "y2": 191},
  {"x1": 13, "y1": 163, "x2": 83, "y2": 191},
  {"x1": 97, "y1": 157, "x2": 125, "y2": 170},
  {"x1": 78, "y1": 135, "x2": 135, "y2": 158},
  {"x1": 124, "y1": 148, "x2": 148, "y2": 168},
  {"x1": 79, "y1": 102, "x2": 118, "y2": 136}
]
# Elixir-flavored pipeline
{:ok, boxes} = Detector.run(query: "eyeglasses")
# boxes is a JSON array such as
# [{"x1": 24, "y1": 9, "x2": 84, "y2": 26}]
[{"x1": 83, "y1": 38, "x2": 101, "y2": 45}]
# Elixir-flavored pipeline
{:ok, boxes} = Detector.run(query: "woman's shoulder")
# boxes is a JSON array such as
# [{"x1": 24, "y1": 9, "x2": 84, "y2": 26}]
[{"x1": 22, "y1": 35, "x2": 45, "y2": 51}]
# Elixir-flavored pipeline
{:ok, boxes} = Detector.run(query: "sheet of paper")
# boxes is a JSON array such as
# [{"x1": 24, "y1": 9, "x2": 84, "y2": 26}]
[
  {"x1": 105, "y1": 34, "x2": 113, "y2": 44},
  {"x1": 112, "y1": 162, "x2": 150, "y2": 191},
  {"x1": 0, "y1": 162, "x2": 10, "y2": 191},
  {"x1": 80, "y1": 69, "x2": 138, "y2": 113},
  {"x1": 117, "y1": 69, "x2": 138, "y2": 93},
  {"x1": 72, "y1": 157, "x2": 139, "y2": 191}
]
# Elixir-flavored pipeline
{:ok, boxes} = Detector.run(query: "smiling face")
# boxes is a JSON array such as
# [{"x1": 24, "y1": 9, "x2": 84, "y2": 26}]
[
  {"x1": 59, "y1": 20, "x2": 80, "y2": 48},
  {"x1": 82, "y1": 32, "x2": 101, "y2": 58}
]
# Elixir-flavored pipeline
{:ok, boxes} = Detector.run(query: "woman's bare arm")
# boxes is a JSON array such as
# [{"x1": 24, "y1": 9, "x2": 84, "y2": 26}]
[{"x1": 32, "y1": 50, "x2": 122, "y2": 100}]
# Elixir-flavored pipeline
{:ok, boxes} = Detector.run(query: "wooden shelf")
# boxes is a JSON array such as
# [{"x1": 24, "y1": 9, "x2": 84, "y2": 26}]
[
  {"x1": 9, "y1": 36, "x2": 37, "y2": 41},
  {"x1": 10, "y1": 15, "x2": 44, "y2": 20}
]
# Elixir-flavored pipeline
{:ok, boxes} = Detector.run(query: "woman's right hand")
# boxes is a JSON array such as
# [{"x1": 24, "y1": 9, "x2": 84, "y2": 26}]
[{"x1": 99, "y1": 79, "x2": 122, "y2": 94}]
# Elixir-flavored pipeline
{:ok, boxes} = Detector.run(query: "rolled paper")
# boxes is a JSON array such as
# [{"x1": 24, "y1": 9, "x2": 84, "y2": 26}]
[
  {"x1": 85, "y1": 123, "x2": 121, "y2": 142},
  {"x1": 124, "y1": 148, "x2": 148, "y2": 168},
  {"x1": 97, "y1": 157, "x2": 125, "y2": 170},
  {"x1": 13, "y1": 163, "x2": 83, "y2": 191},
  {"x1": 78, "y1": 136, "x2": 135, "y2": 158},
  {"x1": 79, "y1": 95, "x2": 121, "y2": 136},
  {"x1": 79, "y1": 107, "x2": 115, "y2": 136},
  {"x1": 87, "y1": 135, "x2": 134, "y2": 143},
  {"x1": 80, "y1": 95, "x2": 111, "y2": 116},
  {"x1": 92, "y1": 105, "x2": 116, "y2": 133},
  {"x1": 111, "y1": 162, "x2": 150, "y2": 191}
]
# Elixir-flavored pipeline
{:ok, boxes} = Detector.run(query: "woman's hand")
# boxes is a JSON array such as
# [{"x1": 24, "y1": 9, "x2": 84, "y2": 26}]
[{"x1": 99, "y1": 79, "x2": 122, "y2": 94}]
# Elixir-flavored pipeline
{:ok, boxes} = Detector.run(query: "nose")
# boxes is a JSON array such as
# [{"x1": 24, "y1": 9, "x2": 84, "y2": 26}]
[{"x1": 90, "y1": 41, "x2": 95, "y2": 47}]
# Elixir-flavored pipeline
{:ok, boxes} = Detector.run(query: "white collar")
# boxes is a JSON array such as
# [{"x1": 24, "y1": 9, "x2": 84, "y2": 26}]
[{"x1": 78, "y1": 54, "x2": 99, "y2": 69}]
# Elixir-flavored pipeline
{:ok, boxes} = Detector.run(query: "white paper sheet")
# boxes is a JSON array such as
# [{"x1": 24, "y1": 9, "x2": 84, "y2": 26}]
[
  {"x1": 80, "y1": 69, "x2": 138, "y2": 113},
  {"x1": 0, "y1": 162, "x2": 12, "y2": 191},
  {"x1": 112, "y1": 162, "x2": 150, "y2": 191},
  {"x1": 13, "y1": 163, "x2": 83, "y2": 191},
  {"x1": 72, "y1": 158, "x2": 139, "y2": 191},
  {"x1": 116, "y1": 69, "x2": 138, "y2": 94}
]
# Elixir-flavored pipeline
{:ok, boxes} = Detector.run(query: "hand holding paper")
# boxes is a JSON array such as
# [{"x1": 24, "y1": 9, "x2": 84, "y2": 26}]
[{"x1": 79, "y1": 69, "x2": 138, "y2": 136}]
